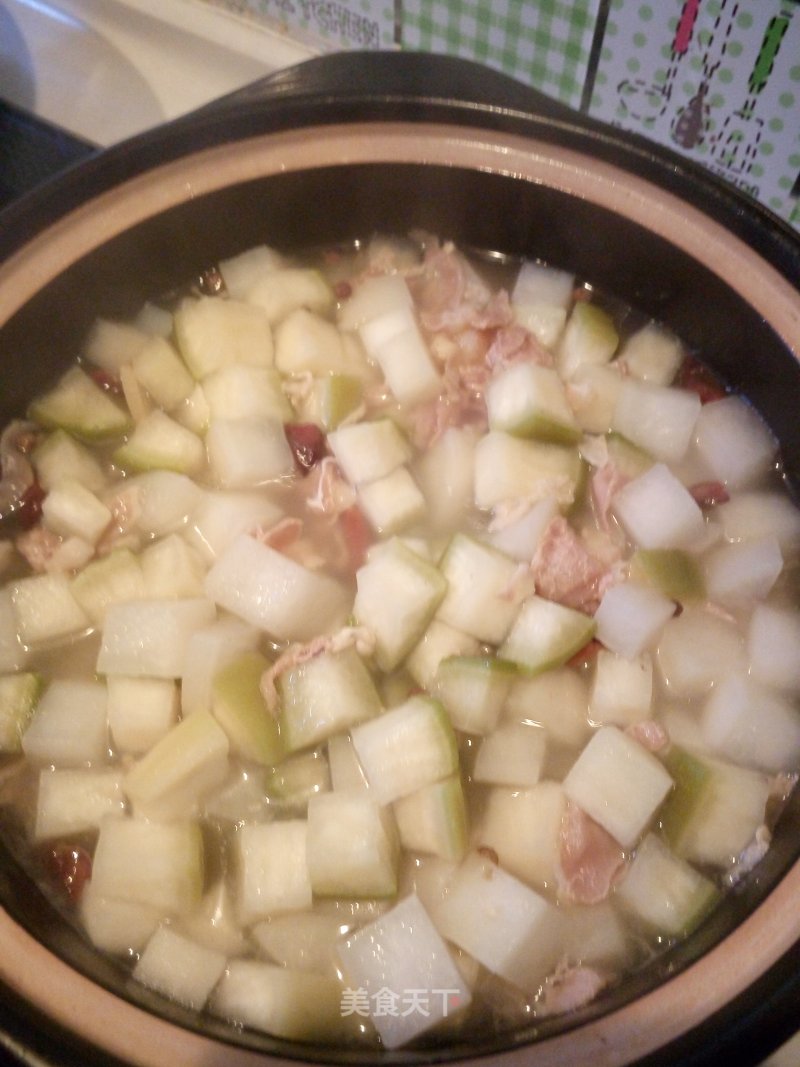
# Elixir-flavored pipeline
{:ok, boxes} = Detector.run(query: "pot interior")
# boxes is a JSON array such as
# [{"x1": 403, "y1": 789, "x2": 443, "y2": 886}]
[{"x1": 1, "y1": 149, "x2": 800, "y2": 1066}]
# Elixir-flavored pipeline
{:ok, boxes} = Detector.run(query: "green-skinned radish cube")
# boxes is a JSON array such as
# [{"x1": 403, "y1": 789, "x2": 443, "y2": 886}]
[
  {"x1": 703, "y1": 536, "x2": 783, "y2": 609},
  {"x1": 429, "y1": 851, "x2": 565, "y2": 992},
  {"x1": 204, "y1": 533, "x2": 349, "y2": 643},
  {"x1": 235, "y1": 820, "x2": 312, "y2": 922},
  {"x1": 510, "y1": 261, "x2": 573, "y2": 348},
  {"x1": 114, "y1": 410, "x2": 205, "y2": 476},
  {"x1": 328, "y1": 418, "x2": 411, "y2": 486},
  {"x1": 359, "y1": 306, "x2": 441, "y2": 405},
  {"x1": 91, "y1": 816, "x2": 204, "y2": 913},
  {"x1": 487, "y1": 362, "x2": 580, "y2": 444},
  {"x1": 613, "y1": 462, "x2": 705, "y2": 550},
  {"x1": 97, "y1": 598, "x2": 217, "y2": 679},
  {"x1": 615, "y1": 833, "x2": 718, "y2": 937},
  {"x1": 141, "y1": 535, "x2": 205, "y2": 601},
  {"x1": 567, "y1": 364, "x2": 624, "y2": 434},
  {"x1": 337, "y1": 892, "x2": 471, "y2": 1049},
  {"x1": 563, "y1": 726, "x2": 673, "y2": 848},
  {"x1": 211, "y1": 650, "x2": 283, "y2": 766},
  {"x1": 434, "y1": 655, "x2": 516, "y2": 736},
  {"x1": 41, "y1": 479, "x2": 112, "y2": 544},
  {"x1": 605, "y1": 431, "x2": 654, "y2": 478},
  {"x1": 32, "y1": 429, "x2": 109, "y2": 493},
  {"x1": 473, "y1": 722, "x2": 546, "y2": 788},
  {"x1": 589, "y1": 650, "x2": 653, "y2": 727},
  {"x1": 180, "y1": 618, "x2": 260, "y2": 717},
  {"x1": 660, "y1": 747, "x2": 770, "y2": 867},
  {"x1": 351, "y1": 695, "x2": 458, "y2": 805},
  {"x1": 274, "y1": 308, "x2": 352, "y2": 376},
  {"x1": 499, "y1": 595, "x2": 595, "y2": 675},
  {"x1": 358, "y1": 467, "x2": 426, "y2": 534},
  {"x1": 477, "y1": 781, "x2": 566, "y2": 893},
  {"x1": 505, "y1": 668, "x2": 590, "y2": 748},
  {"x1": 84, "y1": 318, "x2": 149, "y2": 372},
  {"x1": 405, "y1": 619, "x2": 482, "y2": 691},
  {"x1": 631, "y1": 548, "x2": 705, "y2": 603},
  {"x1": 251, "y1": 910, "x2": 348, "y2": 976},
  {"x1": 132, "y1": 336, "x2": 195, "y2": 411},
  {"x1": 174, "y1": 296, "x2": 273, "y2": 378},
  {"x1": 594, "y1": 581, "x2": 675, "y2": 660},
  {"x1": 488, "y1": 497, "x2": 558, "y2": 562},
  {"x1": 694, "y1": 395, "x2": 777, "y2": 490},
  {"x1": 556, "y1": 302, "x2": 619, "y2": 380},
  {"x1": 617, "y1": 323, "x2": 683, "y2": 386},
  {"x1": 436, "y1": 534, "x2": 533, "y2": 645},
  {"x1": 21, "y1": 679, "x2": 108, "y2": 766},
  {"x1": 474, "y1": 432, "x2": 581, "y2": 511},
  {"x1": 338, "y1": 273, "x2": 413, "y2": 331},
  {"x1": 185, "y1": 489, "x2": 283, "y2": 563},
  {"x1": 393, "y1": 774, "x2": 468, "y2": 862},
  {"x1": 656, "y1": 607, "x2": 743, "y2": 698},
  {"x1": 247, "y1": 268, "x2": 334, "y2": 325},
  {"x1": 0, "y1": 672, "x2": 42, "y2": 753},
  {"x1": 353, "y1": 539, "x2": 447, "y2": 671},
  {"x1": 218, "y1": 244, "x2": 284, "y2": 299},
  {"x1": 612, "y1": 379, "x2": 701, "y2": 464},
  {"x1": 133, "y1": 925, "x2": 227, "y2": 1010},
  {"x1": 29, "y1": 367, "x2": 131, "y2": 442},
  {"x1": 12, "y1": 573, "x2": 90, "y2": 646},
  {"x1": 265, "y1": 749, "x2": 330, "y2": 809},
  {"x1": 124, "y1": 709, "x2": 229, "y2": 819},
  {"x1": 201, "y1": 363, "x2": 291, "y2": 422},
  {"x1": 70, "y1": 548, "x2": 146, "y2": 626},
  {"x1": 414, "y1": 426, "x2": 480, "y2": 534},
  {"x1": 107, "y1": 676, "x2": 178, "y2": 754},
  {"x1": 278, "y1": 644, "x2": 381, "y2": 754},
  {"x1": 311, "y1": 373, "x2": 363, "y2": 430},
  {"x1": 307, "y1": 791, "x2": 398, "y2": 897},
  {"x1": 34, "y1": 767, "x2": 125, "y2": 840},
  {"x1": 206, "y1": 416, "x2": 294, "y2": 488}
]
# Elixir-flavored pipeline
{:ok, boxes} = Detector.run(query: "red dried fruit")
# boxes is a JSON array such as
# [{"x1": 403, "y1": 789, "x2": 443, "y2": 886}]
[
  {"x1": 17, "y1": 480, "x2": 45, "y2": 529},
  {"x1": 285, "y1": 423, "x2": 327, "y2": 474},
  {"x1": 44, "y1": 844, "x2": 92, "y2": 904},
  {"x1": 677, "y1": 355, "x2": 727, "y2": 404}
]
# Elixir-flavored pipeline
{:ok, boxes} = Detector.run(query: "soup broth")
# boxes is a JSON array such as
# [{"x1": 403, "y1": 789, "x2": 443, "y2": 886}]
[{"x1": 0, "y1": 233, "x2": 798, "y2": 1051}]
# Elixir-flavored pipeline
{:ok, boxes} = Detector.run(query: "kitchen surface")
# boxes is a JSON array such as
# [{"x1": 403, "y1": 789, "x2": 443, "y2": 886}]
[{"x1": 0, "y1": 1, "x2": 798, "y2": 1065}]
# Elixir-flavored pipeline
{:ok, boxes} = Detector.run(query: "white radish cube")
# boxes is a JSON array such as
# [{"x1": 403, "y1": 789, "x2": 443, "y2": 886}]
[
  {"x1": 486, "y1": 362, "x2": 579, "y2": 443},
  {"x1": 206, "y1": 417, "x2": 294, "y2": 488},
  {"x1": 694, "y1": 396, "x2": 777, "y2": 489},
  {"x1": 132, "y1": 336, "x2": 195, "y2": 411},
  {"x1": 353, "y1": 539, "x2": 446, "y2": 671},
  {"x1": 33, "y1": 429, "x2": 108, "y2": 493},
  {"x1": 129, "y1": 470, "x2": 201, "y2": 537},
  {"x1": 393, "y1": 774, "x2": 468, "y2": 862},
  {"x1": 91, "y1": 817, "x2": 204, "y2": 913},
  {"x1": 181, "y1": 618, "x2": 259, "y2": 716},
  {"x1": 174, "y1": 295, "x2": 273, "y2": 378},
  {"x1": 656, "y1": 607, "x2": 743, "y2": 698},
  {"x1": 274, "y1": 308, "x2": 351, "y2": 376},
  {"x1": 141, "y1": 535, "x2": 206, "y2": 600},
  {"x1": 248, "y1": 267, "x2": 333, "y2": 325},
  {"x1": 235, "y1": 821, "x2": 312, "y2": 922},
  {"x1": 436, "y1": 534, "x2": 531, "y2": 644},
  {"x1": 612, "y1": 380, "x2": 700, "y2": 463},
  {"x1": 701, "y1": 673, "x2": 800, "y2": 773},
  {"x1": 474, "y1": 432, "x2": 580, "y2": 510},
  {"x1": 473, "y1": 723, "x2": 546, "y2": 787},
  {"x1": 186, "y1": 489, "x2": 283, "y2": 562},
  {"x1": 251, "y1": 911, "x2": 346, "y2": 975},
  {"x1": 337, "y1": 893, "x2": 471, "y2": 1049},
  {"x1": 613, "y1": 463, "x2": 705, "y2": 549},
  {"x1": 562, "y1": 901, "x2": 632, "y2": 970},
  {"x1": 512, "y1": 261, "x2": 574, "y2": 313},
  {"x1": 42, "y1": 479, "x2": 112, "y2": 544},
  {"x1": 477, "y1": 782, "x2": 566, "y2": 892},
  {"x1": 211, "y1": 961, "x2": 348, "y2": 1043},
  {"x1": 0, "y1": 588, "x2": 28, "y2": 672},
  {"x1": 307, "y1": 792, "x2": 398, "y2": 898},
  {"x1": 589, "y1": 651, "x2": 653, "y2": 726},
  {"x1": 359, "y1": 307, "x2": 441, "y2": 405},
  {"x1": 505, "y1": 669, "x2": 591, "y2": 748},
  {"x1": 566, "y1": 364, "x2": 624, "y2": 434},
  {"x1": 358, "y1": 467, "x2": 426, "y2": 534},
  {"x1": 34, "y1": 768, "x2": 124, "y2": 840},
  {"x1": 488, "y1": 497, "x2": 558, "y2": 561},
  {"x1": 114, "y1": 410, "x2": 206, "y2": 476},
  {"x1": 748, "y1": 604, "x2": 800, "y2": 692},
  {"x1": 338, "y1": 273, "x2": 413, "y2": 331},
  {"x1": 205, "y1": 533, "x2": 348, "y2": 642},
  {"x1": 203, "y1": 364, "x2": 290, "y2": 422},
  {"x1": 430, "y1": 852, "x2": 564, "y2": 992},
  {"x1": 11, "y1": 573, "x2": 90, "y2": 646},
  {"x1": 703, "y1": 536, "x2": 783, "y2": 608},
  {"x1": 22, "y1": 680, "x2": 109, "y2": 766},
  {"x1": 69, "y1": 548, "x2": 146, "y2": 628},
  {"x1": 80, "y1": 881, "x2": 162, "y2": 954},
  {"x1": 219, "y1": 244, "x2": 284, "y2": 299},
  {"x1": 562, "y1": 726, "x2": 673, "y2": 848},
  {"x1": 107, "y1": 676, "x2": 178, "y2": 754},
  {"x1": 97, "y1": 598, "x2": 216, "y2": 679},
  {"x1": 179, "y1": 879, "x2": 249, "y2": 958},
  {"x1": 327, "y1": 734, "x2": 369, "y2": 793},
  {"x1": 405, "y1": 619, "x2": 482, "y2": 690},
  {"x1": 556, "y1": 303, "x2": 619, "y2": 379},
  {"x1": 617, "y1": 324, "x2": 683, "y2": 385},
  {"x1": 594, "y1": 581, "x2": 675, "y2": 659},
  {"x1": 351, "y1": 696, "x2": 458, "y2": 805},
  {"x1": 717, "y1": 492, "x2": 800, "y2": 554},
  {"x1": 434, "y1": 656, "x2": 515, "y2": 736},
  {"x1": 414, "y1": 427, "x2": 479, "y2": 533},
  {"x1": 133, "y1": 925, "x2": 227, "y2": 1010},
  {"x1": 84, "y1": 317, "x2": 149, "y2": 371},
  {"x1": 328, "y1": 419, "x2": 411, "y2": 486}
]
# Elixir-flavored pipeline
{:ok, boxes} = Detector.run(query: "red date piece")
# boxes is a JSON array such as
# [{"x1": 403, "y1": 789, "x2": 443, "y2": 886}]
[
  {"x1": 677, "y1": 355, "x2": 727, "y2": 405},
  {"x1": 285, "y1": 423, "x2": 327, "y2": 474},
  {"x1": 338, "y1": 505, "x2": 373, "y2": 571},
  {"x1": 17, "y1": 480, "x2": 45, "y2": 529},
  {"x1": 44, "y1": 844, "x2": 92, "y2": 904},
  {"x1": 690, "y1": 481, "x2": 730, "y2": 508}
]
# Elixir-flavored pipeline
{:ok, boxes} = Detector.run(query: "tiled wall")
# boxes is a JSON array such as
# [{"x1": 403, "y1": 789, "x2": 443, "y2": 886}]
[{"x1": 202, "y1": 0, "x2": 800, "y2": 232}]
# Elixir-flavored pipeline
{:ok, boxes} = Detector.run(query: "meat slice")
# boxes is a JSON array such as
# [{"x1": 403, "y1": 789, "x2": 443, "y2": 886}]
[
  {"x1": 530, "y1": 516, "x2": 611, "y2": 615},
  {"x1": 485, "y1": 323, "x2": 553, "y2": 372},
  {"x1": 556, "y1": 801, "x2": 627, "y2": 905},
  {"x1": 590, "y1": 462, "x2": 629, "y2": 533},
  {"x1": 625, "y1": 720, "x2": 670, "y2": 753},
  {"x1": 539, "y1": 962, "x2": 607, "y2": 1017}
]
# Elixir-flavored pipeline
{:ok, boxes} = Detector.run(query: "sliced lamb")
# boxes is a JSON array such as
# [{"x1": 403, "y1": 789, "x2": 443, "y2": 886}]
[
  {"x1": 626, "y1": 720, "x2": 670, "y2": 753},
  {"x1": 556, "y1": 801, "x2": 627, "y2": 905},
  {"x1": 485, "y1": 323, "x2": 553, "y2": 372},
  {"x1": 539, "y1": 962, "x2": 608, "y2": 1017},
  {"x1": 590, "y1": 462, "x2": 630, "y2": 533},
  {"x1": 530, "y1": 516, "x2": 611, "y2": 615}
]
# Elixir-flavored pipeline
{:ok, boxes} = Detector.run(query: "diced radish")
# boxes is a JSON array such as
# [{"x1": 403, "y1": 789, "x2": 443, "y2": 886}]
[
  {"x1": 717, "y1": 491, "x2": 800, "y2": 554},
  {"x1": 557, "y1": 302, "x2": 619, "y2": 379},
  {"x1": 133, "y1": 925, "x2": 227, "y2": 1010},
  {"x1": 589, "y1": 651, "x2": 653, "y2": 726},
  {"x1": 275, "y1": 308, "x2": 352, "y2": 377},
  {"x1": 174, "y1": 295, "x2": 273, "y2": 378},
  {"x1": 141, "y1": 535, "x2": 206, "y2": 600},
  {"x1": 616, "y1": 323, "x2": 683, "y2": 386},
  {"x1": 434, "y1": 656, "x2": 516, "y2": 736},
  {"x1": 32, "y1": 429, "x2": 108, "y2": 493},
  {"x1": 204, "y1": 533, "x2": 348, "y2": 642},
  {"x1": 235, "y1": 820, "x2": 312, "y2": 922},
  {"x1": 656, "y1": 607, "x2": 743, "y2": 698},
  {"x1": 327, "y1": 733, "x2": 369, "y2": 793},
  {"x1": 436, "y1": 534, "x2": 531, "y2": 644},
  {"x1": 0, "y1": 591, "x2": 28, "y2": 673},
  {"x1": 96, "y1": 598, "x2": 216, "y2": 679},
  {"x1": 34, "y1": 768, "x2": 125, "y2": 840},
  {"x1": 429, "y1": 851, "x2": 565, "y2": 992},
  {"x1": 487, "y1": 496, "x2": 558, "y2": 561},
  {"x1": 328, "y1": 418, "x2": 410, "y2": 488},
  {"x1": 562, "y1": 726, "x2": 673, "y2": 848},
  {"x1": 80, "y1": 881, "x2": 162, "y2": 954},
  {"x1": 246, "y1": 268, "x2": 334, "y2": 325},
  {"x1": 748, "y1": 604, "x2": 800, "y2": 692},
  {"x1": 30, "y1": 367, "x2": 132, "y2": 443},
  {"x1": 186, "y1": 488, "x2": 283, "y2": 562},
  {"x1": 499, "y1": 596, "x2": 596, "y2": 674},
  {"x1": 414, "y1": 427, "x2": 480, "y2": 534},
  {"x1": 84, "y1": 318, "x2": 150, "y2": 372},
  {"x1": 202, "y1": 364, "x2": 292, "y2": 422},
  {"x1": 393, "y1": 774, "x2": 468, "y2": 862},
  {"x1": 114, "y1": 410, "x2": 205, "y2": 476},
  {"x1": 11, "y1": 573, "x2": 90, "y2": 645},
  {"x1": 474, "y1": 432, "x2": 581, "y2": 510},
  {"x1": 212, "y1": 651, "x2": 283, "y2": 766},
  {"x1": 181, "y1": 618, "x2": 259, "y2": 716},
  {"x1": 511, "y1": 262, "x2": 572, "y2": 347},
  {"x1": 41, "y1": 479, "x2": 112, "y2": 544},
  {"x1": 594, "y1": 581, "x2": 675, "y2": 659},
  {"x1": 566, "y1": 364, "x2": 624, "y2": 434},
  {"x1": 338, "y1": 273, "x2": 413, "y2": 332},
  {"x1": 206, "y1": 416, "x2": 294, "y2": 488},
  {"x1": 218, "y1": 244, "x2": 284, "y2": 299},
  {"x1": 107, "y1": 676, "x2": 178, "y2": 754},
  {"x1": 132, "y1": 336, "x2": 195, "y2": 411},
  {"x1": 613, "y1": 463, "x2": 706, "y2": 549},
  {"x1": 505, "y1": 668, "x2": 590, "y2": 747},
  {"x1": 21, "y1": 679, "x2": 108, "y2": 766},
  {"x1": 612, "y1": 380, "x2": 701, "y2": 463},
  {"x1": 251, "y1": 911, "x2": 344, "y2": 976},
  {"x1": 70, "y1": 548, "x2": 146, "y2": 626},
  {"x1": 701, "y1": 673, "x2": 800, "y2": 773},
  {"x1": 358, "y1": 467, "x2": 426, "y2": 534},
  {"x1": 128, "y1": 470, "x2": 201, "y2": 537},
  {"x1": 307, "y1": 791, "x2": 398, "y2": 897},
  {"x1": 694, "y1": 395, "x2": 777, "y2": 489},
  {"x1": 486, "y1": 363, "x2": 580, "y2": 444},
  {"x1": 703, "y1": 535, "x2": 783, "y2": 608},
  {"x1": 561, "y1": 901, "x2": 633, "y2": 969},
  {"x1": 473, "y1": 722, "x2": 546, "y2": 787},
  {"x1": 477, "y1": 781, "x2": 567, "y2": 892},
  {"x1": 405, "y1": 619, "x2": 482, "y2": 690},
  {"x1": 0, "y1": 671, "x2": 41, "y2": 752},
  {"x1": 337, "y1": 892, "x2": 471, "y2": 1049},
  {"x1": 359, "y1": 307, "x2": 441, "y2": 405}
]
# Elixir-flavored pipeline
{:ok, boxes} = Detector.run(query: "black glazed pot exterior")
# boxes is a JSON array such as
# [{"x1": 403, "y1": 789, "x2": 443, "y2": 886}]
[{"x1": 0, "y1": 50, "x2": 799, "y2": 1067}]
